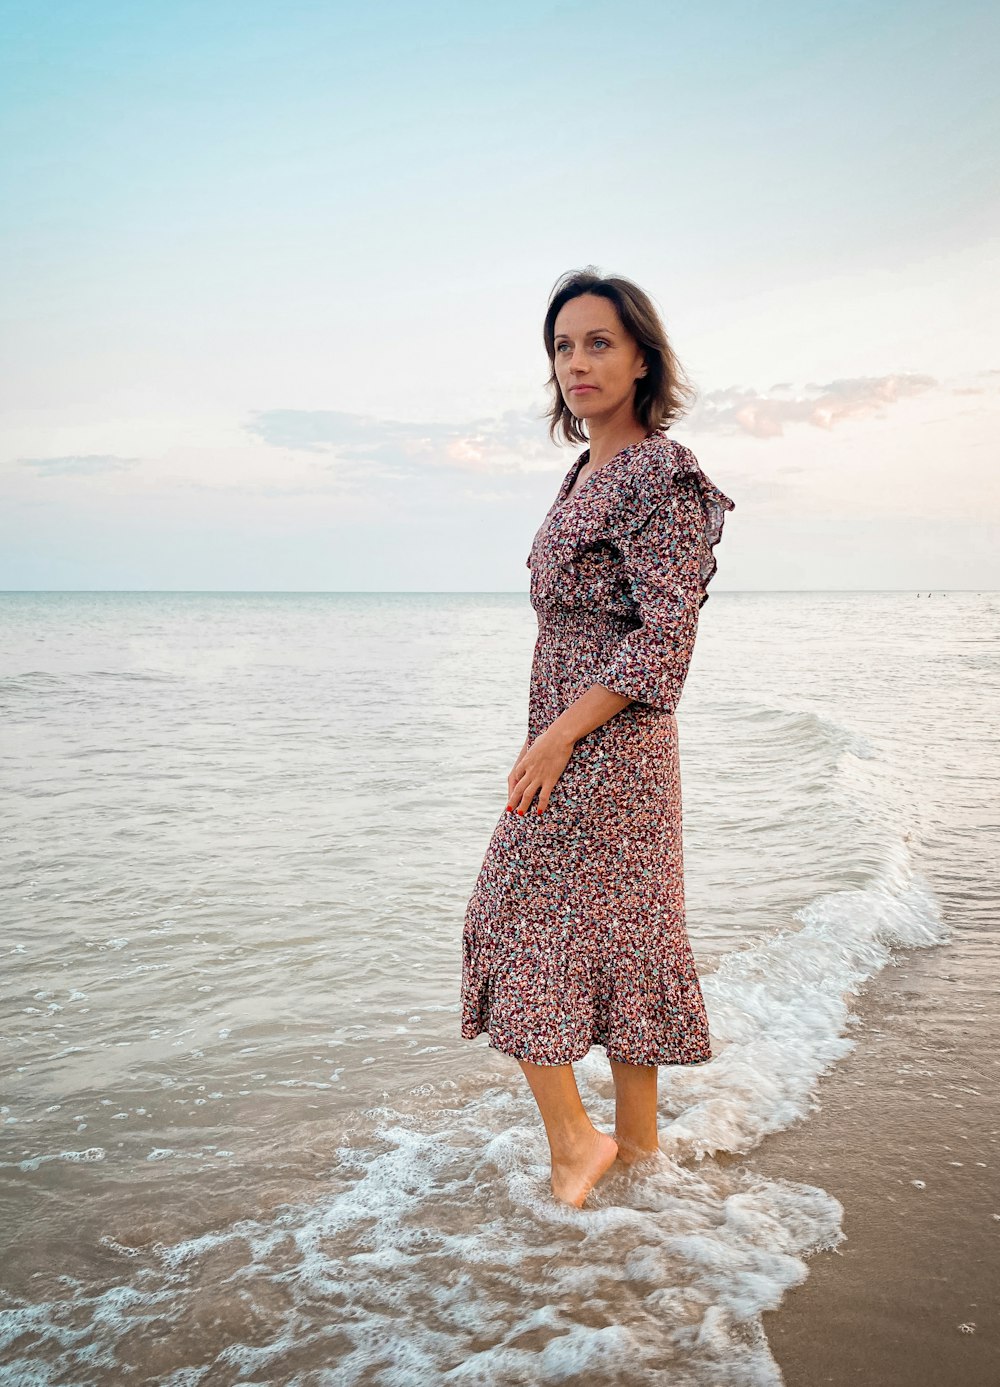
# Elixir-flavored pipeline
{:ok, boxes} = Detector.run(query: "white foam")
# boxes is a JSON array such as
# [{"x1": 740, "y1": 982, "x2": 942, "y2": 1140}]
[
  {"x1": 663, "y1": 836, "x2": 948, "y2": 1163},
  {"x1": 1, "y1": 1146, "x2": 106, "y2": 1171}
]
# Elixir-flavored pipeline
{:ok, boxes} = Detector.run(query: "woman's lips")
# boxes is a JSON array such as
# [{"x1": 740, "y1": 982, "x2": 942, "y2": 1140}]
[{"x1": 570, "y1": 385, "x2": 597, "y2": 393}]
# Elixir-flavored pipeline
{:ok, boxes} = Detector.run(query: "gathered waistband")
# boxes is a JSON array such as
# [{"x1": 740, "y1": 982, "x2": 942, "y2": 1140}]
[{"x1": 534, "y1": 603, "x2": 637, "y2": 637}]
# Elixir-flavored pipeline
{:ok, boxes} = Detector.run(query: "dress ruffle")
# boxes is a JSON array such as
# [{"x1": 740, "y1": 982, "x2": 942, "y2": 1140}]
[{"x1": 618, "y1": 438, "x2": 736, "y2": 612}]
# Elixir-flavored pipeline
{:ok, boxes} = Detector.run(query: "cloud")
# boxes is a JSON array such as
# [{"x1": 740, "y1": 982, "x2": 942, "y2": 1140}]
[
  {"x1": 243, "y1": 405, "x2": 554, "y2": 475},
  {"x1": 17, "y1": 454, "x2": 141, "y2": 476},
  {"x1": 244, "y1": 409, "x2": 414, "y2": 454},
  {"x1": 246, "y1": 370, "x2": 962, "y2": 467},
  {"x1": 686, "y1": 373, "x2": 938, "y2": 438}
]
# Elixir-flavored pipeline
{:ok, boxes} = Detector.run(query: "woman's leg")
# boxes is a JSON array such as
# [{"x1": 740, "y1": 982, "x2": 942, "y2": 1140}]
[
  {"x1": 517, "y1": 1059, "x2": 618, "y2": 1207},
  {"x1": 609, "y1": 1058, "x2": 660, "y2": 1164}
]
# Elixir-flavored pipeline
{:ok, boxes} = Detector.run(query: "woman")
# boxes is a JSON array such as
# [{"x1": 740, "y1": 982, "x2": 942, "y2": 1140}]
[{"x1": 461, "y1": 266, "x2": 735, "y2": 1208}]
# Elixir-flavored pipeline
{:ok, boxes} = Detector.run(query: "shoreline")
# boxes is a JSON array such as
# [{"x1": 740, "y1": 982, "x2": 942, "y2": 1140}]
[{"x1": 751, "y1": 931, "x2": 998, "y2": 1385}]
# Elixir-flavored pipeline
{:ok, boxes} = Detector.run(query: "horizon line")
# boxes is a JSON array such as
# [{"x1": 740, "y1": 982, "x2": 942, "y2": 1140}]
[{"x1": 1, "y1": 589, "x2": 995, "y2": 597}]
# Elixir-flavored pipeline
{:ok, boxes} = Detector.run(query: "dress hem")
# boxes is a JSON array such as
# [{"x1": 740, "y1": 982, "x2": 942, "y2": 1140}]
[{"x1": 460, "y1": 1023, "x2": 713, "y2": 1069}]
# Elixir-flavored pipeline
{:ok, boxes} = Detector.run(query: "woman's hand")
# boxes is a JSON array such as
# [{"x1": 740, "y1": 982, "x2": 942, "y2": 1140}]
[{"x1": 507, "y1": 725, "x2": 577, "y2": 816}]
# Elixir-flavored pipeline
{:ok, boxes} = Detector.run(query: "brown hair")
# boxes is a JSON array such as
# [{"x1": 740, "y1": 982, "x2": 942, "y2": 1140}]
[{"x1": 541, "y1": 265, "x2": 697, "y2": 447}]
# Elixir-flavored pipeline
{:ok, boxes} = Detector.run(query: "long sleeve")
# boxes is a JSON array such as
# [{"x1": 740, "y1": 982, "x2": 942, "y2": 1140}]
[{"x1": 595, "y1": 466, "x2": 730, "y2": 714}]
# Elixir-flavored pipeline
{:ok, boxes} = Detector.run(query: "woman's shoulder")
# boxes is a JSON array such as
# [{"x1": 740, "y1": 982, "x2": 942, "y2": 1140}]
[
  {"x1": 619, "y1": 430, "x2": 735, "y2": 521},
  {"x1": 617, "y1": 432, "x2": 736, "y2": 604}
]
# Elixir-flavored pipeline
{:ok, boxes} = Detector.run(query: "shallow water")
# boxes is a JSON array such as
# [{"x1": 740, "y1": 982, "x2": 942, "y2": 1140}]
[{"x1": 1, "y1": 588, "x2": 994, "y2": 1384}]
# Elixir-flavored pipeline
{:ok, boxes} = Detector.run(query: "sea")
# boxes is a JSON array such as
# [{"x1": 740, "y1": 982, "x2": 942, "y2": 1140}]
[{"x1": 1, "y1": 588, "x2": 996, "y2": 1385}]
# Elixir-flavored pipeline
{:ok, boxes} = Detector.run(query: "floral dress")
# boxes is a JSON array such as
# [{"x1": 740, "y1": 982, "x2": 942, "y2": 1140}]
[{"x1": 460, "y1": 428, "x2": 735, "y2": 1066}]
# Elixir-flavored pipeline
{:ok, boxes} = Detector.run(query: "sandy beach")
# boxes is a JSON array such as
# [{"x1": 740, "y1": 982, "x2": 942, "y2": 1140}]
[{"x1": 755, "y1": 924, "x2": 998, "y2": 1384}]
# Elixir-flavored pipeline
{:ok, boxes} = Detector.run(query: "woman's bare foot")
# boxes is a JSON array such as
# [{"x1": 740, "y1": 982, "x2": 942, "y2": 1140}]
[
  {"x1": 550, "y1": 1128, "x2": 619, "y2": 1207},
  {"x1": 613, "y1": 1131, "x2": 660, "y2": 1166}
]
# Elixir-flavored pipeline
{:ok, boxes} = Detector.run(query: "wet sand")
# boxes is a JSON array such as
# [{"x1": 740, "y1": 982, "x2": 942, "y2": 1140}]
[{"x1": 753, "y1": 931, "x2": 999, "y2": 1385}]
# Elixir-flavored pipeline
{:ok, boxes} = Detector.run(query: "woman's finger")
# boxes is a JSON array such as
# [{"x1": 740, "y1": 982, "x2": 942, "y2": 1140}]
[
  {"x1": 509, "y1": 776, "x2": 540, "y2": 815},
  {"x1": 508, "y1": 763, "x2": 528, "y2": 798}
]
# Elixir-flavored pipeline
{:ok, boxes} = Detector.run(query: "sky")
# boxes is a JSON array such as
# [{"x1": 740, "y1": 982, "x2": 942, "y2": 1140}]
[{"x1": 1, "y1": 0, "x2": 997, "y2": 591}]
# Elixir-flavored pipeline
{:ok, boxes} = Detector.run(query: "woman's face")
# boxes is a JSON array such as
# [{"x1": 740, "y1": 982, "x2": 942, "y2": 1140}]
[{"x1": 552, "y1": 293, "x2": 647, "y2": 424}]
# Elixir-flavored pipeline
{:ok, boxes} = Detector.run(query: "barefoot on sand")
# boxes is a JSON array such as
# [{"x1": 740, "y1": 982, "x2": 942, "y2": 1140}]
[{"x1": 550, "y1": 1130, "x2": 619, "y2": 1207}]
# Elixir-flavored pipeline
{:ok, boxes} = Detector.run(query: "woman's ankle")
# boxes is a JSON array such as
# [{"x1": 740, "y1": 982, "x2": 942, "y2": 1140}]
[
  {"x1": 548, "y1": 1119, "x2": 608, "y2": 1164},
  {"x1": 613, "y1": 1130, "x2": 659, "y2": 1162}
]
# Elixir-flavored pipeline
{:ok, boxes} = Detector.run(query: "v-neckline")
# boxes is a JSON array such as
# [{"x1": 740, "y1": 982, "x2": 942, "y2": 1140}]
[{"x1": 560, "y1": 430, "x2": 657, "y2": 506}]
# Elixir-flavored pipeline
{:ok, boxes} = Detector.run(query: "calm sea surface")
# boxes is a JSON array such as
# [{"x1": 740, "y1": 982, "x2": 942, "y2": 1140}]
[{"x1": 1, "y1": 589, "x2": 996, "y2": 1384}]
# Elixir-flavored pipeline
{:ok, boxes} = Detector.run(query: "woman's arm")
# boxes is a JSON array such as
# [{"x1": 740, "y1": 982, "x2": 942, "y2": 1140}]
[
  {"x1": 551, "y1": 683, "x2": 633, "y2": 745},
  {"x1": 507, "y1": 685, "x2": 633, "y2": 815}
]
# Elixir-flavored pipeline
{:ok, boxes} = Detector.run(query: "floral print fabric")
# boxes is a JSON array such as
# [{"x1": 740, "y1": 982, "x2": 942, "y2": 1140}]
[{"x1": 460, "y1": 429, "x2": 735, "y2": 1067}]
